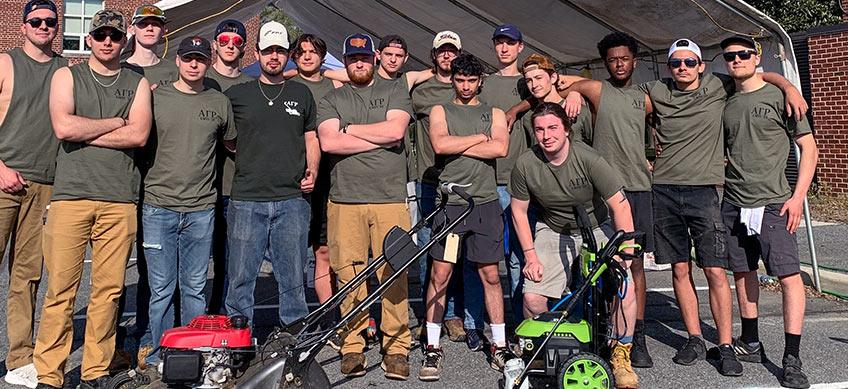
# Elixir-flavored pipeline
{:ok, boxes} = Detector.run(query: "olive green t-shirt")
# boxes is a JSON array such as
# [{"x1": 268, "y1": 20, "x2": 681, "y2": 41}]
[
  {"x1": 144, "y1": 84, "x2": 234, "y2": 211},
  {"x1": 317, "y1": 79, "x2": 413, "y2": 204},
  {"x1": 411, "y1": 76, "x2": 454, "y2": 182},
  {"x1": 582, "y1": 81, "x2": 651, "y2": 191},
  {"x1": 224, "y1": 80, "x2": 316, "y2": 201},
  {"x1": 123, "y1": 59, "x2": 178, "y2": 89},
  {"x1": 52, "y1": 63, "x2": 144, "y2": 203},
  {"x1": 204, "y1": 67, "x2": 255, "y2": 197},
  {"x1": 436, "y1": 102, "x2": 499, "y2": 205},
  {"x1": 636, "y1": 73, "x2": 734, "y2": 186},
  {"x1": 479, "y1": 73, "x2": 531, "y2": 184},
  {"x1": 0, "y1": 48, "x2": 66, "y2": 184},
  {"x1": 508, "y1": 142, "x2": 623, "y2": 234},
  {"x1": 723, "y1": 83, "x2": 812, "y2": 207}
]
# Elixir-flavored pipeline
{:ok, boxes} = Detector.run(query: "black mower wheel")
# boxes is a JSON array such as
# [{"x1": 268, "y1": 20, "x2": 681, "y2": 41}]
[
  {"x1": 279, "y1": 359, "x2": 330, "y2": 389},
  {"x1": 105, "y1": 370, "x2": 143, "y2": 389},
  {"x1": 557, "y1": 352, "x2": 615, "y2": 389}
]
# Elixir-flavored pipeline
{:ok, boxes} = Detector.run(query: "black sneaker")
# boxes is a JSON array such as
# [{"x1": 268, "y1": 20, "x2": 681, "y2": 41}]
[
  {"x1": 732, "y1": 337, "x2": 766, "y2": 363},
  {"x1": 781, "y1": 354, "x2": 810, "y2": 389},
  {"x1": 418, "y1": 345, "x2": 444, "y2": 381},
  {"x1": 717, "y1": 344, "x2": 744, "y2": 376},
  {"x1": 466, "y1": 328, "x2": 483, "y2": 352},
  {"x1": 77, "y1": 375, "x2": 112, "y2": 389},
  {"x1": 672, "y1": 336, "x2": 706, "y2": 365},
  {"x1": 631, "y1": 330, "x2": 654, "y2": 368}
]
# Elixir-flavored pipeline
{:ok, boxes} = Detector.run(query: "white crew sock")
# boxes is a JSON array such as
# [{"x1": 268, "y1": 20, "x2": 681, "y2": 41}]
[
  {"x1": 426, "y1": 322, "x2": 442, "y2": 348},
  {"x1": 491, "y1": 323, "x2": 506, "y2": 347}
]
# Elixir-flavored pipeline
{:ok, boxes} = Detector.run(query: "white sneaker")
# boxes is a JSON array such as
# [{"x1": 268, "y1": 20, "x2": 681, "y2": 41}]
[
  {"x1": 643, "y1": 252, "x2": 671, "y2": 271},
  {"x1": 4, "y1": 363, "x2": 38, "y2": 388}
]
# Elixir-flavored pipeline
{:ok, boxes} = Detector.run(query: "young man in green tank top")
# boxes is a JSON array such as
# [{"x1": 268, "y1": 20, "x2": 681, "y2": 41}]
[
  {"x1": 122, "y1": 4, "x2": 177, "y2": 88},
  {"x1": 288, "y1": 32, "x2": 344, "y2": 348},
  {"x1": 0, "y1": 1, "x2": 66, "y2": 387},
  {"x1": 419, "y1": 54, "x2": 511, "y2": 381},
  {"x1": 720, "y1": 36, "x2": 817, "y2": 389},
  {"x1": 559, "y1": 32, "x2": 658, "y2": 368},
  {"x1": 204, "y1": 19, "x2": 254, "y2": 315},
  {"x1": 316, "y1": 33, "x2": 414, "y2": 381},
  {"x1": 34, "y1": 10, "x2": 152, "y2": 389}
]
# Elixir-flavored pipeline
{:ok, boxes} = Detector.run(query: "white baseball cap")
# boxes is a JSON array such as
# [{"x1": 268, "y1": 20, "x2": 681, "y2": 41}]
[
  {"x1": 668, "y1": 38, "x2": 702, "y2": 59},
  {"x1": 433, "y1": 30, "x2": 462, "y2": 50},
  {"x1": 258, "y1": 21, "x2": 289, "y2": 50}
]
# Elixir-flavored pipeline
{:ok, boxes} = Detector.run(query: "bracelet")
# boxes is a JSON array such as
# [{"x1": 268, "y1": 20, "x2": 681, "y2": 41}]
[
  {"x1": 341, "y1": 124, "x2": 348, "y2": 134},
  {"x1": 523, "y1": 247, "x2": 535, "y2": 253}
]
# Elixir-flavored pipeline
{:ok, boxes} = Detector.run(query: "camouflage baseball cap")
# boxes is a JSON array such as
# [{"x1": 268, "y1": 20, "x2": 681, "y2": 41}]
[{"x1": 90, "y1": 10, "x2": 126, "y2": 34}]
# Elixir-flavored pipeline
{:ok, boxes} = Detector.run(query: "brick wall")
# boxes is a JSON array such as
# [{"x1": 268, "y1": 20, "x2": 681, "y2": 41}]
[
  {"x1": 808, "y1": 29, "x2": 848, "y2": 193},
  {"x1": 240, "y1": 13, "x2": 259, "y2": 68}
]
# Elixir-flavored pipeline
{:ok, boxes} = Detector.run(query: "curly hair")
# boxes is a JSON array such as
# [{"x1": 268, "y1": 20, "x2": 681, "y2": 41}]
[
  {"x1": 597, "y1": 32, "x2": 638, "y2": 59},
  {"x1": 450, "y1": 53, "x2": 485, "y2": 77}
]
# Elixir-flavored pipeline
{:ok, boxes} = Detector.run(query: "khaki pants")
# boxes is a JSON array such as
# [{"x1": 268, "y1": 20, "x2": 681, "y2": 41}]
[
  {"x1": 0, "y1": 181, "x2": 51, "y2": 370},
  {"x1": 327, "y1": 201, "x2": 411, "y2": 356},
  {"x1": 34, "y1": 200, "x2": 136, "y2": 386}
]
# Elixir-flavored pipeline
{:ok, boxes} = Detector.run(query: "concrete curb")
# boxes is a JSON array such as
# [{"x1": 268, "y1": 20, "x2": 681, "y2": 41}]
[{"x1": 799, "y1": 264, "x2": 848, "y2": 297}]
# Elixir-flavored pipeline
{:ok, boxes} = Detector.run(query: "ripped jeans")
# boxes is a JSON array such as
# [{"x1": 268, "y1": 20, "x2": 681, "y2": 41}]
[{"x1": 138, "y1": 204, "x2": 214, "y2": 364}]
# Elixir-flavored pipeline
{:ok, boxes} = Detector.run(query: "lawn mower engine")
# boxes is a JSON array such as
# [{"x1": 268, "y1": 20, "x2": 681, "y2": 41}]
[{"x1": 159, "y1": 315, "x2": 254, "y2": 388}]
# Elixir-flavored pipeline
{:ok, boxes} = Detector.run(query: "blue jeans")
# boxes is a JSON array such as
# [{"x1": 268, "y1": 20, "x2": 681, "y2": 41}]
[
  {"x1": 498, "y1": 185, "x2": 534, "y2": 321},
  {"x1": 139, "y1": 204, "x2": 214, "y2": 364},
  {"x1": 417, "y1": 182, "x2": 484, "y2": 330},
  {"x1": 225, "y1": 198, "x2": 310, "y2": 326}
]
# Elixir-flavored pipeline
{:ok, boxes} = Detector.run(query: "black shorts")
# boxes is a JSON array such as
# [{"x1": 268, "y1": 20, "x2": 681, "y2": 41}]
[
  {"x1": 308, "y1": 185, "x2": 329, "y2": 247},
  {"x1": 722, "y1": 202, "x2": 801, "y2": 277},
  {"x1": 429, "y1": 200, "x2": 505, "y2": 264},
  {"x1": 625, "y1": 190, "x2": 655, "y2": 253},
  {"x1": 652, "y1": 184, "x2": 728, "y2": 268}
]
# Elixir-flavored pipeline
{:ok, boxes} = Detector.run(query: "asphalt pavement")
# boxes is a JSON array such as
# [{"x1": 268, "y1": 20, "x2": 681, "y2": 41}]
[{"x1": 1, "y1": 224, "x2": 847, "y2": 389}]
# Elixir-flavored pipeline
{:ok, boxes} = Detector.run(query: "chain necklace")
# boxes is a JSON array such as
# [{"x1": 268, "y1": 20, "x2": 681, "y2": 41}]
[
  {"x1": 89, "y1": 64, "x2": 120, "y2": 88},
  {"x1": 257, "y1": 80, "x2": 284, "y2": 106}
]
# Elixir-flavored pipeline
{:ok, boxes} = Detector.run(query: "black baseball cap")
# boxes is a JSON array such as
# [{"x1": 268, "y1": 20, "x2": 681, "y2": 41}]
[
  {"x1": 177, "y1": 36, "x2": 212, "y2": 58},
  {"x1": 215, "y1": 19, "x2": 246, "y2": 40},
  {"x1": 378, "y1": 34, "x2": 407, "y2": 52},
  {"x1": 23, "y1": 0, "x2": 56, "y2": 21},
  {"x1": 343, "y1": 33, "x2": 375, "y2": 57},
  {"x1": 720, "y1": 35, "x2": 757, "y2": 50}
]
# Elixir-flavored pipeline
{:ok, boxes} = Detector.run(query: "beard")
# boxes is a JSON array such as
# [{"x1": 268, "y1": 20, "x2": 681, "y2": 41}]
[
  {"x1": 348, "y1": 67, "x2": 374, "y2": 85},
  {"x1": 261, "y1": 61, "x2": 283, "y2": 77}
]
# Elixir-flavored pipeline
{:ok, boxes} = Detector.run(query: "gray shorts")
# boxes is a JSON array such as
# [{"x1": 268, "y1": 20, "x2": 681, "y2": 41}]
[
  {"x1": 523, "y1": 221, "x2": 613, "y2": 299},
  {"x1": 722, "y1": 202, "x2": 801, "y2": 277}
]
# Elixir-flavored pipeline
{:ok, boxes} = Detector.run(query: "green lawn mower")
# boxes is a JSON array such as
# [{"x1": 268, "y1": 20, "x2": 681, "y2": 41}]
[{"x1": 509, "y1": 207, "x2": 642, "y2": 389}]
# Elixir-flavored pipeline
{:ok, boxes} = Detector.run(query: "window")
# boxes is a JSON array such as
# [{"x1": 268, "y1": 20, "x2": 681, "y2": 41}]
[{"x1": 62, "y1": 0, "x2": 104, "y2": 53}]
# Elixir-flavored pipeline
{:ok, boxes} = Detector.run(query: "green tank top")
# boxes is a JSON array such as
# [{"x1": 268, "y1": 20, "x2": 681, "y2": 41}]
[
  {"x1": 52, "y1": 63, "x2": 144, "y2": 203},
  {"x1": 0, "y1": 48, "x2": 66, "y2": 184},
  {"x1": 411, "y1": 76, "x2": 454, "y2": 182},
  {"x1": 589, "y1": 81, "x2": 651, "y2": 191},
  {"x1": 436, "y1": 102, "x2": 499, "y2": 205}
]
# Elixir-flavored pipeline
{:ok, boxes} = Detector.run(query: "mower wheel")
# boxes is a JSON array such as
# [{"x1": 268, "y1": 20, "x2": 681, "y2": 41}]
[
  {"x1": 279, "y1": 359, "x2": 330, "y2": 388},
  {"x1": 557, "y1": 352, "x2": 615, "y2": 389},
  {"x1": 105, "y1": 370, "x2": 151, "y2": 389}
]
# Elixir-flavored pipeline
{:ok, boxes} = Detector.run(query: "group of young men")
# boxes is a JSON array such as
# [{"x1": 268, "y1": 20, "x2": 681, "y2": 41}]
[{"x1": 0, "y1": 1, "x2": 818, "y2": 388}]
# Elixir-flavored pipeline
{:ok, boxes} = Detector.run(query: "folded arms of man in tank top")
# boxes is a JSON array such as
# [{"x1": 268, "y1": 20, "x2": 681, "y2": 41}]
[
  {"x1": 317, "y1": 109, "x2": 410, "y2": 155},
  {"x1": 428, "y1": 105, "x2": 509, "y2": 159},
  {"x1": 49, "y1": 67, "x2": 152, "y2": 149}
]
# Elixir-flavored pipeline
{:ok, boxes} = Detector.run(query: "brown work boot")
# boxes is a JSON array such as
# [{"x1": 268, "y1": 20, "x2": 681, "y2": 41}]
[
  {"x1": 381, "y1": 353, "x2": 409, "y2": 380},
  {"x1": 340, "y1": 352, "x2": 366, "y2": 377},
  {"x1": 134, "y1": 345, "x2": 153, "y2": 371},
  {"x1": 610, "y1": 341, "x2": 639, "y2": 388},
  {"x1": 443, "y1": 318, "x2": 467, "y2": 342}
]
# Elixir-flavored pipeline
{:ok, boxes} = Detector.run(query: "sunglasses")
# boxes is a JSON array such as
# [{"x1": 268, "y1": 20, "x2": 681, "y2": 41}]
[
  {"x1": 90, "y1": 29, "x2": 125, "y2": 42},
  {"x1": 723, "y1": 50, "x2": 757, "y2": 62},
  {"x1": 26, "y1": 17, "x2": 58, "y2": 28},
  {"x1": 668, "y1": 57, "x2": 700, "y2": 69},
  {"x1": 136, "y1": 6, "x2": 165, "y2": 18},
  {"x1": 217, "y1": 35, "x2": 244, "y2": 47},
  {"x1": 180, "y1": 53, "x2": 208, "y2": 63}
]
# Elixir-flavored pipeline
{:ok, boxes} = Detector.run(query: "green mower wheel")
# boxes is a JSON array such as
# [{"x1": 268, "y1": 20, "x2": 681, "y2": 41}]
[{"x1": 557, "y1": 352, "x2": 615, "y2": 389}]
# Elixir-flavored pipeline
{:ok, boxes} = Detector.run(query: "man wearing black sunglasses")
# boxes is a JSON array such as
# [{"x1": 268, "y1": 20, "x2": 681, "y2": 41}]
[
  {"x1": 720, "y1": 36, "x2": 817, "y2": 389},
  {"x1": 33, "y1": 9, "x2": 152, "y2": 389},
  {"x1": 634, "y1": 38, "x2": 807, "y2": 378},
  {"x1": 0, "y1": 1, "x2": 66, "y2": 388}
]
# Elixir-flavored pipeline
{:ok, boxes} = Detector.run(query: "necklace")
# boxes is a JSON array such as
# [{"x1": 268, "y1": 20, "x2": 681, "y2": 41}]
[
  {"x1": 89, "y1": 65, "x2": 120, "y2": 88},
  {"x1": 258, "y1": 80, "x2": 284, "y2": 106}
]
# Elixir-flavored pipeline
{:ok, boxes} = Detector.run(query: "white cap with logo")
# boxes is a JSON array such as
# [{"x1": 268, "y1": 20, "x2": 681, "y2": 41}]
[
  {"x1": 668, "y1": 38, "x2": 702, "y2": 59},
  {"x1": 258, "y1": 21, "x2": 289, "y2": 50},
  {"x1": 433, "y1": 30, "x2": 462, "y2": 50}
]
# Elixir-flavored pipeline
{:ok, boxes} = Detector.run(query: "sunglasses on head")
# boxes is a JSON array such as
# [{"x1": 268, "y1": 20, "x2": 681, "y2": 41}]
[
  {"x1": 26, "y1": 17, "x2": 57, "y2": 28},
  {"x1": 722, "y1": 49, "x2": 757, "y2": 62},
  {"x1": 668, "y1": 57, "x2": 700, "y2": 69},
  {"x1": 90, "y1": 29, "x2": 125, "y2": 42},
  {"x1": 217, "y1": 35, "x2": 244, "y2": 47}
]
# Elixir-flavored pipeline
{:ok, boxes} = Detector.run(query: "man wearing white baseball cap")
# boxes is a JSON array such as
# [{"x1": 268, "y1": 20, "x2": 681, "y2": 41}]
[{"x1": 635, "y1": 37, "x2": 807, "y2": 377}]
